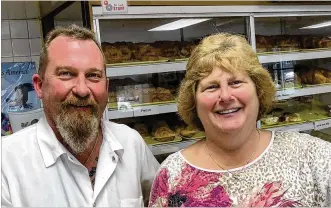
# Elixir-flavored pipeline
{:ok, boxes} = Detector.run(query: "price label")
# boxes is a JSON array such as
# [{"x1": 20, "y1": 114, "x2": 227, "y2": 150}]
[
  {"x1": 134, "y1": 105, "x2": 159, "y2": 117},
  {"x1": 314, "y1": 119, "x2": 331, "y2": 130}
]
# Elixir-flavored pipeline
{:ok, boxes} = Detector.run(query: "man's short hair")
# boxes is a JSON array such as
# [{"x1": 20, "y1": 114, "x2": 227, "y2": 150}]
[{"x1": 38, "y1": 24, "x2": 105, "y2": 79}]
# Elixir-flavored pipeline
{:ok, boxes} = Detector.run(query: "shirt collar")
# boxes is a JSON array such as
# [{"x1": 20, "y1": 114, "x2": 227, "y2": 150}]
[
  {"x1": 100, "y1": 119, "x2": 124, "y2": 160},
  {"x1": 37, "y1": 116, "x2": 124, "y2": 168},
  {"x1": 36, "y1": 115, "x2": 67, "y2": 168}
]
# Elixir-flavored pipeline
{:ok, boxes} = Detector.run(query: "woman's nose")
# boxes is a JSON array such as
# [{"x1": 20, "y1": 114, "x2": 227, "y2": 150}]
[{"x1": 218, "y1": 86, "x2": 232, "y2": 103}]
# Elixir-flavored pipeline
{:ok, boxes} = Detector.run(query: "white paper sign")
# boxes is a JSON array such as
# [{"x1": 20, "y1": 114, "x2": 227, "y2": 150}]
[
  {"x1": 133, "y1": 105, "x2": 159, "y2": 117},
  {"x1": 101, "y1": 0, "x2": 128, "y2": 13},
  {"x1": 8, "y1": 108, "x2": 44, "y2": 133},
  {"x1": 314, "y1": 119, "x2": 331, "y2": 130}
]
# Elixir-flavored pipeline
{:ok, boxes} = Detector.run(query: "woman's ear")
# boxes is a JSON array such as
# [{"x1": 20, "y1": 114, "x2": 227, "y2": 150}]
[{"x1": 32, "y1": 74, "x2": 43, "y2": 99}]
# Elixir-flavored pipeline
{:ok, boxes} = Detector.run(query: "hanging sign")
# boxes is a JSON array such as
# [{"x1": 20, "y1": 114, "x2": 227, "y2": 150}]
[{"x1": 101, "y1": 0, "x2": 128, "y2": 13}]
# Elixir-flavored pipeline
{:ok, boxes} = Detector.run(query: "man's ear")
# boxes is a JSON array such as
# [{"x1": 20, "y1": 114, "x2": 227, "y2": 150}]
[{"x1": 32, "y1": 74, "x2": 43, "y2": 99}]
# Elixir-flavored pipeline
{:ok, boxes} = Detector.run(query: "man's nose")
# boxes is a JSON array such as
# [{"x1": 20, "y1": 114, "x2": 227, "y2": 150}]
[{"x1": 72, "y1": 77, "x2": 90, "y2": 98}]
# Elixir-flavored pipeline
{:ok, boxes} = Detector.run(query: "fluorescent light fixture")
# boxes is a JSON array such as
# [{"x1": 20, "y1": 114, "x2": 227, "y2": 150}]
[
  {"x1": 148, "y1": 18, "x2": 211, "y2": 31},
  {"x1": 300, "y1": 20, "x2": 331, "y2": 29}
]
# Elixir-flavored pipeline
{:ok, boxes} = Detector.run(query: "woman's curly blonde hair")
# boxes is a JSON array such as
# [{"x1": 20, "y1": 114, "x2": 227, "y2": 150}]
[{"x1": 177, "y1": 33, "x2": 276, "y2": 130}]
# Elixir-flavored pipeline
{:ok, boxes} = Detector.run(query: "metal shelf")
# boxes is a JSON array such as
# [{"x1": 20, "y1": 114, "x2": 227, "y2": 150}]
[
  {"x1": 106, "y1": 50, "x2": 331, "y2": 77},
  {"x1": 276, "y1": 85, "x2": 331, "y2": 100},
  {"x1": 265, "y1": 118, "x2": 331, "y2": 132},
  {"x1": 258, "y1": 49, "x2": 331, "y2": 64},
  {"x1": 148, "y1": 140, "x2": 196, "y2": 155},
  {"x1": 106, "y1": 61, "x2": 186, "y2": 77},
  {"x1": 107, "y1": 103, "x2": 177, "y2": 119}
]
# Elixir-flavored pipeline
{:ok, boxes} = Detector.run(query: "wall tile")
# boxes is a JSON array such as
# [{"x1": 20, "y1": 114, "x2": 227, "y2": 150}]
[
  {"x1": 29, "y1": 38, "x2": 41, "y2": 56},
  {"x1": 27, "y1": 20, "x2": 41, "y2": 38},
  {"x1": 12, "y1": 39, "x2": 30, "y2": 57},
  {"x1": 7, "y1": 2, "x2": 26, "y2": 19},
  {"x1": 31, "y1": 55, "x2": 40, "y2": 71},
  {"x1": 10, "y1": 20, "x2": 28, "y2": 38},
  {"x1": 25, "y1": 1, "x2": 40, "y2": 19},
  {"x1": 1, "y1": 21, "x2": 10, "y2": 39},
  {"x1": 1, "y1": 1, "x2": 9, "y2": 20},
  {"x1": 1, "y1": 39, "x2": 13, "y2": 57},
  {"x1": 1, "y1": 57, "x2": 14, "y2": 63},
  {"x1": 13, "y1": 56, "x2": 32, "y2": 62}
]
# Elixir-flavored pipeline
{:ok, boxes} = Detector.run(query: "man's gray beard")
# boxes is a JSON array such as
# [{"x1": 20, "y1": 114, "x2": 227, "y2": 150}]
[{"x1": 55, "y1": 110, "x2": 99, "y2": 154}]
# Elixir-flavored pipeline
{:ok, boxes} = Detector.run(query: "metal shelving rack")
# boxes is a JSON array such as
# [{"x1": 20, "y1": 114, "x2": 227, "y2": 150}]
[{"x1": 93, "y1": 5, "x2": 331, "y2": 155}]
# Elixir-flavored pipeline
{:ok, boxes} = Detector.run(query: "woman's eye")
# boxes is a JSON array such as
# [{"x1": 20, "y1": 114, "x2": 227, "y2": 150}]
[
  {"x1": 230, "y1": 80, "x2": 243, "y2": 85},
  {"x1": 205, "y1": 85, "x2": 218, "y2": 90}
]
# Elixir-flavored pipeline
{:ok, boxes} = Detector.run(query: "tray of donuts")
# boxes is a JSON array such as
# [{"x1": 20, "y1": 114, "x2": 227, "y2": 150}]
[
  {"x1": 101, "y1": 41, "x2": 197, "y2": 65},
  {"x1": 294, "y1": 65, "x2": 331, "y2": 86},
  {"x1": 133, "y1": 120, "x2": 205, "y2": 145},
  {"x1": 255, "y1": 35, "x2": 331, "y2": 53},
  {"x1": 133, "y1": 121, "x2": 182, "y2": 145},
  {"x1": 261, "y1": 97, "x2": 331, "y2": 128},
  {"x1": 108, "y1": 85, "x2": 176, "y2": 109}
]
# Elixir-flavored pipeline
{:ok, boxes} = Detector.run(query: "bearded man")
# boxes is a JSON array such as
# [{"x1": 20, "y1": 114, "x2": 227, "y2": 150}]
[{"x1": 2, "y1": 24, "x2": 160, "y2": 207}]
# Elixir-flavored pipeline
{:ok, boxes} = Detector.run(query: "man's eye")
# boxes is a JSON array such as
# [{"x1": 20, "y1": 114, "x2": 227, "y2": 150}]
[
  {"x1": 88, "y1": 73, "x2": 102, "y2": 78},
  {"x1": 59, "y1": 71, "x2": 73, "y2": 77}
]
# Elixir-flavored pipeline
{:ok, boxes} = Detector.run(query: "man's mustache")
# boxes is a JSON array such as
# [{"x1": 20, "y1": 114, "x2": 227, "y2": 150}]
[{"x1": 61, "y1": 96, "x2": 98, "y2": 112}]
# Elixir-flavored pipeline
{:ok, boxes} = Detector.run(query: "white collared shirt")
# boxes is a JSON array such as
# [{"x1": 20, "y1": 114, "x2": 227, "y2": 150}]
[{"x1": 2, "y1": 116, "x2": 160, "y2": 207}]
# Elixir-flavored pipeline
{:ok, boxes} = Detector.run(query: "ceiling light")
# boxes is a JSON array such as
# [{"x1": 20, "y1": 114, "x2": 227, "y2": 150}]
[
  {"x1": 300, "y1": 20, "x2": 331, "y2": 29},
  {"x1": 148, "y1": 18, "x2": 211, "y2": 31}
]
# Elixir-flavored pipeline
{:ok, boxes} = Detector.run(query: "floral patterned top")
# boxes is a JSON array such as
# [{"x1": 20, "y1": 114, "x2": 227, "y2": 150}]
[{"x1": 149, "y1": 131, "x2": 331, "y2": 207}]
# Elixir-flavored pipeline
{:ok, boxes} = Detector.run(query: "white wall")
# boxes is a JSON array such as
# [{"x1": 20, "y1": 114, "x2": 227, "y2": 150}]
[{"x1": 1, "y1": 1, "x2": 42, "y2": 70}]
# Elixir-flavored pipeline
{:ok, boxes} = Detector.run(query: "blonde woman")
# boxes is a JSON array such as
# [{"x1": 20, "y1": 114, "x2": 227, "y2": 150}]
[{"x1": 149, "y1": 33, "x2": 331, "y2": 207}]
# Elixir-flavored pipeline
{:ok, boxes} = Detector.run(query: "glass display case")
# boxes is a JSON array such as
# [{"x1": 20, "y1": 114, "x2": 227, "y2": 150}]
[{"x1": 92, "y1": 5, "x2": 331, "y2": 156}]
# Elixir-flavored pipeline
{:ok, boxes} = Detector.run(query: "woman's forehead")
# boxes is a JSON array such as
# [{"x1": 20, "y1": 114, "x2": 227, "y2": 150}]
[{"x1": 202, "y1": 67, "x2": 247, "y2": 79}]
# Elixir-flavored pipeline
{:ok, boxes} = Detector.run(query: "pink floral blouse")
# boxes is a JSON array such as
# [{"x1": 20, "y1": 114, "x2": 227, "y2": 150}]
[{"x1": 149, "y1": 131, "x2": 331, "y2": 207}]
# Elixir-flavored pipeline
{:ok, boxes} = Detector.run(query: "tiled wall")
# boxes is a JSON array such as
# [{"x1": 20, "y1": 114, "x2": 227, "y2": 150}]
[{"x1": 1, "y1": 1, "x2": 42, "y2": 70}]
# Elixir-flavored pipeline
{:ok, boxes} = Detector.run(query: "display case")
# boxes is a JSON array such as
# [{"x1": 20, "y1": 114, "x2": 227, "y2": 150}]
[{"x1": 92, "y1": 5, "x2": 331, "y2": 156}]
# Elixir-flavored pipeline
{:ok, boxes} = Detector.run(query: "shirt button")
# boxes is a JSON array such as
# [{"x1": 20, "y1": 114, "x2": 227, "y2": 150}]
[
  {"x1": 112, "y1": 156, "x2": 116, "y2": 162},
  {"x1": 93, "y1": 202, "x2": 96, "y2": 207}
]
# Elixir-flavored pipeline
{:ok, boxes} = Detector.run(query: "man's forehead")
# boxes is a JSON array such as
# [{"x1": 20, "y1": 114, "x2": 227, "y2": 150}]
[{"x1": 48, "y1": 36, "x2": 94, "y2": 50}]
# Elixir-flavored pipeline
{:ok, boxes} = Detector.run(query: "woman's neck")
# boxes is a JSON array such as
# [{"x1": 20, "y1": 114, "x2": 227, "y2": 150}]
[{"x1": 204, "y1": 127, "x2": 261, "y2": 169}]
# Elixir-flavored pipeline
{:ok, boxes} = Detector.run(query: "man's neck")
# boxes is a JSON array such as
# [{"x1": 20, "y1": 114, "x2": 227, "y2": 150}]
[{"x1": 46, "y1": 115, "x2": 103, "y2": 166}]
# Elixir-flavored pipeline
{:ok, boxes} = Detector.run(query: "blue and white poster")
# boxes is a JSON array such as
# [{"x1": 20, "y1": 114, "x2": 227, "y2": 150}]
[{"x1": 1, "y1": 62, "x2": 41, "y2": 135}]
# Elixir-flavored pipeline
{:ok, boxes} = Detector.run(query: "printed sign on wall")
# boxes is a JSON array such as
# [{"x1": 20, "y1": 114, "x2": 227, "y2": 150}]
[
  {"x1": 101, "y1": 0, "x2": 128, "y2": 13},
  {"x1": 1, "y1": 62, "x2": 41, "y2": 135}
]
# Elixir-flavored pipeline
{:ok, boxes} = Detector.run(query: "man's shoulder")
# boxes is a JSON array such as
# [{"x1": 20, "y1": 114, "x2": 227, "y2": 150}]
[
  {"x1": 2, "y1": 124, "x2": 38, "y2": 161},
  {"x1": 2, "y1": 124, "x2": 37, "y2": 149}
]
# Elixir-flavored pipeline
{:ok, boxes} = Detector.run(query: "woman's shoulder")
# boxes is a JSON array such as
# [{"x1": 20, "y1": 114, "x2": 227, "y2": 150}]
[
  {"x1": 155, "y1": 151, "x2": 196, "y2": 180},
  {"x1": 273, "y1": 131, "x2": 331, "y2": 163}
]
